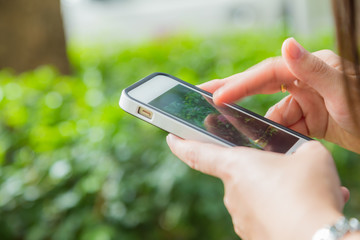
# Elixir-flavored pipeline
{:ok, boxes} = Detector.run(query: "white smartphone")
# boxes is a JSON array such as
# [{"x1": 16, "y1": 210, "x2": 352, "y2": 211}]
[{"x1": 119, "y1": 72, "x2": 310, "y2": 154}]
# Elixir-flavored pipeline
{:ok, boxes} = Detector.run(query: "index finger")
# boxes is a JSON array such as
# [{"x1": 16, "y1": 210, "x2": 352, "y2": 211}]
[
  {"x1": 213, "y1": 57, "x2": 295, "y2": 105},
  {"x1": 197, "y1": 79, "x2": 225, "y2": 93}
]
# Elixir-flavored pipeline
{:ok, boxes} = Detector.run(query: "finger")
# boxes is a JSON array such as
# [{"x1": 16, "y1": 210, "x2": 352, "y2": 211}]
[
  {"x1": 313, "y1": 49, "x2": 358, "y2": 75},
  {"x1": 283, "y1": 40, "x2": 357, "y2": 135},
  {"x1": 282, "y1": 38, "x2": 344, "y2": 99},
  {"x1": 212, "y1": 41, "x2": 344, "y2": 105},
  {"x1": 166, "y1": 134, "x2": 231, "y2": 179},
  {"x1": 265, "y1": 95, "x2": 303, "y2": 127},
  {"x1": 265, "y1": 98, "x2": 310, "y2": 136},
  {"x1": 287, "y1": 119, "x2": 309, "y2": 136},
  {"x1": 312, "y1": 50, "x2": 342, "y2": 70},
  {"x1": 212, "y1": 58, "x2": 295, "y2": 104},
  {"x1": 291, "y1": 93, "x2": 328, "y2": 138},
  {"x1": 340, "y1": 186, "x2": 350, "y2": 204},
  {"x1": 264, "y1": 95, "x2": 309, "y2": 135},
  {"x1": 265, "y1": 87, "x2": 328, "y2": 138},
  {"x1": 197, "y1": 79, "x2": 226, "y2": 93}
]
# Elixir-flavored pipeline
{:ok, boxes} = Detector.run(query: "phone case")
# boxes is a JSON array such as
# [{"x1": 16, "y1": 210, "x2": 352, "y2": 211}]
[
  {"x1": 119, "y1": 72, "x2": 312, "y2": 149},
  {"x1": 120, "y1": 73, "x2": 233, "y2": 146}
]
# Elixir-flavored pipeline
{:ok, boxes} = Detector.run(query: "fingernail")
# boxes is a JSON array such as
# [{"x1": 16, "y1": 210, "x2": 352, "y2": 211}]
[{"x1": 286, "y1": 38, "x2": 304, "y2": 60}]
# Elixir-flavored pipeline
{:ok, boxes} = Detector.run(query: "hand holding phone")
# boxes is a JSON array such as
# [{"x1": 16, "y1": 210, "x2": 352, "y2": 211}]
[{"x1": 119, "y1": 73, "x2": 310, "y2": 154}]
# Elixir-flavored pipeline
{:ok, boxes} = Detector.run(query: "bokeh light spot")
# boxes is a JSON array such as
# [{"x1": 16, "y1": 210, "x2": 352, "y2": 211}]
[
  {"x1": 4, "y1": 82, "x2": 22, "y2": 100},
  {"x1": 88, "y1": 127, "x2": 105, "y2": 142},
  {"x1": 49, "y1": 160, "x2": 71, "y2": 179},
  {"x1": 54, "y1": 191, "x2": 80, "y2": 210},
  {"x1": 85, "y1": 89, "x2": 104, "y2": 107},
  {"x1": 24, "y1": 186, "x2": 40, "y2": 201},
  {"x1": 45, "y1": 91, "x2": 63, "y2": 109},
  {"x1": 0, "y1": 87, "x2": 3, "y2": 102}
]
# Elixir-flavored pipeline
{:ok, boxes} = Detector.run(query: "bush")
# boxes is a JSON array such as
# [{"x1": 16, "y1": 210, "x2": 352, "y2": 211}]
[{"x1": 0, "y1": 32, "x2": 359, "y2": 240}]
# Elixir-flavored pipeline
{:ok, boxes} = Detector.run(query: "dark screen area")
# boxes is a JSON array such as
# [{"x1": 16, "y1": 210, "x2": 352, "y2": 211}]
[{"x1": 149, "y1": 84, "x2": 299, "y2": 153}]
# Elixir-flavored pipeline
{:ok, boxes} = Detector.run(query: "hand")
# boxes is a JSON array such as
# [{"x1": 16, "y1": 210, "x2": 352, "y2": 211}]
[
  {"x1": 200, "y1": 38, "x2": 360, "y2": 153},
  {"x1": 167, "y1": 135, "x2": 350, "y2": 240}
]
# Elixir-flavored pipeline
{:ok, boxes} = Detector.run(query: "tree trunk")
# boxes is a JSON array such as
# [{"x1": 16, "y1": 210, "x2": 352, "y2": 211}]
[{"x1": 0, "y1": 0, "x2": 70, "y2": 74}]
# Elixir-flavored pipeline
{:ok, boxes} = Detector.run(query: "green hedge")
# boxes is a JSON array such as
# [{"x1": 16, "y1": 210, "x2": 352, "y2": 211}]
[{"x1": 0, "y1": 32, "x2": 359, "y2": 240}]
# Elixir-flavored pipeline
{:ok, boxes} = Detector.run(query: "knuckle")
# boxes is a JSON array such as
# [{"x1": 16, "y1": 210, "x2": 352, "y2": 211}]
[
  {"x1": 211, "y1": 78, "x2": 222, "y2": 84},
  {"x1": 241, "y1": 84, "x2": 251, "y2": 98},
  {"x1": 219, "y1": 167, "x2": 233, "y2": 183},
  {"x1": 223, "y1": 190, "x2": 236, "y2": 214},
  {"x1": 268, "y1": 105, "x2": 275, "y2": 112},
  {"x1": 256, "y1": 56, "x2": 282, "y2": 77},
  {"x1": 300, "y1": 140, "x2": 322, "y2": 151},
  {"x1": 220, "y1": 160, "x2": 238, "y2": 182},
  {"x1": 307, "y1": 141, "x2": 326, "y2": 152},
  {"x1": 298, "y1": 141, "x2": 332, "y2": 159},
  {"x1": 317, "y1": 49, "x2": 335, "y2": 57},
  {"x1": 234, "y1": 226, "x2": 242, "y2": 236},
  {"x1": 265, "y1": 105, "x2": 275, "y2": 118},
  {"x1": 262, "y1": 56, "x2": 281, "y2": 65},
  {"x1": 315, "y1": 49, "x2": 342, "y2": 69},
  {"x1": 223, "y1": 195, "x2": 230, "y2": 209},
  {"x1": 233, "y1": 220, "x2": 246, "y2": 238},
  {"x1": 262, "y1": 56, "x2": 281, "y2": 68},
  {"x1": 267, "y1": 57, "x2": 283, "y2": 82},
  {"x1": 309, "y1": 57, "x2": 329, "y2": 75},
  {"x1": 185, "y1": 148, "x2": 199, "y2": 170}
]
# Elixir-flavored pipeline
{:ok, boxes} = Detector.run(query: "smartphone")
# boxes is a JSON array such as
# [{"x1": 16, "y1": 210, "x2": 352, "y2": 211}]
[{"x1": 119, "y1": 72, "x2": 311, "y2": 154}]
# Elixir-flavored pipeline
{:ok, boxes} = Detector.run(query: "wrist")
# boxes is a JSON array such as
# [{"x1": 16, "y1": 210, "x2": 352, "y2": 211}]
[
  {"x1": 343, "y1": 232, "x2": 360, "y2": 240},
  {"x1": 268, "y1": 207, "x2": 343, "y2": 240},
  {"x1": 297, "y1": 206, "x2": 344, "y2": 240},
  {"x1": 312, "y1": 216, "x2": 360, "y2": 240}
]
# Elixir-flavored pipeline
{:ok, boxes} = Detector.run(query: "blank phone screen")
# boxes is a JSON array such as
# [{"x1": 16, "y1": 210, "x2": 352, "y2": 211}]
[{"x1": 149, "y1": 84, "x2": 299, "y2": 153}]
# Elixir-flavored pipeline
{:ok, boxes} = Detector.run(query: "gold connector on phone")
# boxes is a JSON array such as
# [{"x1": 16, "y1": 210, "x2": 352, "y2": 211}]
[{"x1": 138, "y1": 107, "x2": 153, "y2": 119}]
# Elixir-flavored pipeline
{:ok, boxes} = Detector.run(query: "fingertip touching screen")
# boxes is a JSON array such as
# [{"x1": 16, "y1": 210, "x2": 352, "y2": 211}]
[{"x1": 149, "y1": 84, "x2": 300, "y2": 153}]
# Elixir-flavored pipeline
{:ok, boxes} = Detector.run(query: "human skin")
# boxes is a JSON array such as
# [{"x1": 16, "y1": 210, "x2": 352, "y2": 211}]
[
  {"x1": 166, "y1": 38, "x2": 360, "y2": 239},
  {"x1": 200, "y1": 38, "x2": 360, "y2": 154},
  {"x1": 167, "y1": 134, "x2": 359, "y2": 240}
]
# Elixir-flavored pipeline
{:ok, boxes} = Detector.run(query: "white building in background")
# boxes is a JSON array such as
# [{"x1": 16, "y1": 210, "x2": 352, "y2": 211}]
[
  {"x1": 61, "y1": 0, "x2": 333, "y2": 45},
  {"x1": 284, "y1": 0, "x2": 333, "y2": 35}
]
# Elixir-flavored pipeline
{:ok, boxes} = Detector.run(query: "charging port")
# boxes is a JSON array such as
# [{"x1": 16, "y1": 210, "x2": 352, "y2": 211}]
[{"x1": 138, "y1": 107, "x2": 153, "y2": 119}]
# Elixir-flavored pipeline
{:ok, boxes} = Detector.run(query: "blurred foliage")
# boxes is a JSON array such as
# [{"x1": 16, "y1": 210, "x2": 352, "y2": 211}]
[{"x1": 0, "y1": 31, "x2": 359, "y2": 240}]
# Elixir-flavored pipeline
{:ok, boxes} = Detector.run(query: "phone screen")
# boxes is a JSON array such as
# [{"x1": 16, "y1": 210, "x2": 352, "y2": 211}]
[{"x1": 149, "y1": 84, "x2": 300, "y2": 153}]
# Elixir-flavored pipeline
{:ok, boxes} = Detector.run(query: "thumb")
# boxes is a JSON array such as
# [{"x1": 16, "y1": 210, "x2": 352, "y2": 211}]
[
  {"x1": 282, "y1": 38, "x2": 343, "y2": 98},
  {"x1": 166, "y1": 134, "x2": 231, "y2": 179}
]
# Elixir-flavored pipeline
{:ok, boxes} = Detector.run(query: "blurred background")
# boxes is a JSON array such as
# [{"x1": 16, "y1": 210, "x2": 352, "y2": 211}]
[{"x1": 0, "y1": 0, "x2": 359, "y2": 239}]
